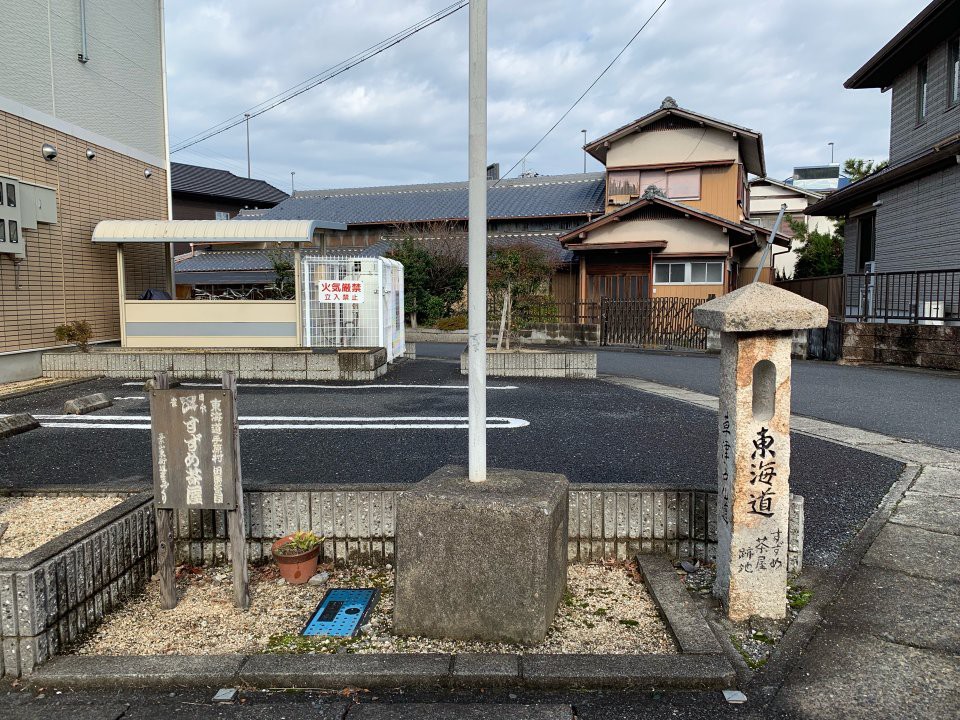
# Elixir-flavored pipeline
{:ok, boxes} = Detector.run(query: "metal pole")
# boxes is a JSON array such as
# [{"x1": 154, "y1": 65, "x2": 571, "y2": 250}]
[
  {"x1": 582, "y1": 129, "x2": 587, "y2": 173},
  {"x1": 467, "y1": 0, "x2": 487, "y2": 483},
  {"x1": 78, "y1": 0, "x2": 90, "y2": 63},
  {"x1": 245, "y1": 113, "x2": 251, "y2": 178},
  {"x1": 752, "y1": 203, "x2": 787, "y2": 284},
  {"x1": 828, "y1": 142, "x2": 834, "y2": 164},
  {"x1": 291, "y1": 171, "x2": 296, "y2": 196}
]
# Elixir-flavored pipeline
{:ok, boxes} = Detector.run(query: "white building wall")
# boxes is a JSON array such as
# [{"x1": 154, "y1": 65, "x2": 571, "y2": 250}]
[
  {"x1": 606, "y1": 127, "x2": 740, "y2": 167},
  {"x1": 0, "y1": 0, "x2": 165, "y2": 161}
]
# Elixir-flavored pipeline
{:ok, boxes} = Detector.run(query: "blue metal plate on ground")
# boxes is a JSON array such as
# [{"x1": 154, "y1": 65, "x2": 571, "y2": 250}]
[{"x1": 302, "y1": 588, "x2": 380, "y2": 637}]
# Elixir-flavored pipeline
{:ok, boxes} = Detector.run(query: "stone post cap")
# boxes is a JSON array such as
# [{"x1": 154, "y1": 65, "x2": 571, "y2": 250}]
[{"x1": 693, "y1": 282, "x2": 828, "y2": 333}]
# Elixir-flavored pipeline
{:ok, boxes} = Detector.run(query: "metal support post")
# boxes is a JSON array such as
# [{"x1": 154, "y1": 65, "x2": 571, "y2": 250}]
[{"x1": 467, "y1": 0, "x2": 488, "y2": 482}]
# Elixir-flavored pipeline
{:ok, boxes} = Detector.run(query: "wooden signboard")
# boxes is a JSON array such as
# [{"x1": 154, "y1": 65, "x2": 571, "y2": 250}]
[
  {"x1": 149, "y1": 388, "x2": 237, "y2": 510},
  {"x1": 150, "y1": 372, "x2": 249, "y2": 611}
]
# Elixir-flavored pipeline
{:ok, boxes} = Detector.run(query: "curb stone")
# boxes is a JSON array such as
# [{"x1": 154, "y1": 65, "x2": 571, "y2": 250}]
[
  {"x1": 63, "y1": 392, "x2": 112, "y2": 414},
  {"x1": 636, "y1": 554, "x2": 722, "y2": 655},
  {"x1": 30, "y1": 651, "x2": 735, "y2": 691},
  {"x1": 0, "y1": 413, "x2": 40, "y2": 439}
]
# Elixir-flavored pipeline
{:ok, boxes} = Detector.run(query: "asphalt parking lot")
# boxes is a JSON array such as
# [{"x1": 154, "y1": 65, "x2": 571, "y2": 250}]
[{"x1": 0, "y1": 358, "x2": 903, "y2": 567}]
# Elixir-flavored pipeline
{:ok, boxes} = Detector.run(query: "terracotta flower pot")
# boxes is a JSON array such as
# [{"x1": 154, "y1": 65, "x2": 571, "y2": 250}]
[{"x1": 272, "y1": 535, "x2": 321, "y2": 585}]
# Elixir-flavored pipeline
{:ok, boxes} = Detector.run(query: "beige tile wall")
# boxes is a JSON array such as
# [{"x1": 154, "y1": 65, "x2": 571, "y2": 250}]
[{"x1": 0, "y1": 109, "x2": 168, "y2": 354}]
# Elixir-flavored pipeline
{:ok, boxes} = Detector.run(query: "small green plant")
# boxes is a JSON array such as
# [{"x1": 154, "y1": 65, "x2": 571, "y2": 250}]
[
  {"x1": 788, "y1": 585, "x2": 813, "y2": 610},
  {"x1": 54, "y1": 320, "x2": 93, "y2": 352},
  {"x1": 618, "y1": 619, "x2": 640, "y2": 627},
  {"x1": 275, "y1": 530, "x2": 322, "y2": 556}
]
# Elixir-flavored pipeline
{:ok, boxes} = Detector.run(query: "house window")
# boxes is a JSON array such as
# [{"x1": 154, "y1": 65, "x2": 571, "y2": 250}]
[
  {"x1": 5, "y1": 183, "x2": 15, "y2": 208},
  {"x1": 857, "y1": 213, "x2": 875, "y2": 270},
  {"x1": 215, "y1": 211, "x2": 230, "y2": 220},
  {"x1": 654, "y1": 262, "x2": 687, "y2": 284},
  {"x1": 608, "y1": 168, "x2": 702, "y2": 201},
  {"x1": 8, "y1": 220, "x2": 18, "y2": 244},
  {"x1": 655, "y1": 261, "x2": 724, "y2": 285},
  {"x1": 949, "y1": 37, "x2": 960, "y2": 109},
  {"x1": 917, "y1": 59, "x2": 928, "y2": 123}
]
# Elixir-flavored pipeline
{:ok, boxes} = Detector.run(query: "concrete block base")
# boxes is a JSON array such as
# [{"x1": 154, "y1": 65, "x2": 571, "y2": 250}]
[
  {"x1": 459, "y1": 350, "x2": 597, "y2": 379},
  {"x1": 394, "y1": 465, "x2": 569, "y2": 644}
]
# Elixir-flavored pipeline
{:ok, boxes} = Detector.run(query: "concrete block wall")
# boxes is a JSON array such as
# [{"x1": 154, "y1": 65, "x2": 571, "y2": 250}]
[
  {"x1": 459, "y1": 350, "x2": 598, "y2": 378},
  {"x1": 0, "y1": 494, "x2": 155, "y2": 677},
  {"x1": 842, "y1": 323, "x2": 960, "y2": 370},
  {"x1": 511, "y1": 323, "x2": 601, "y2": 347},
  {"x1": 41, "y1": 348, "x2": 389, "y2": 381},
  {"x1": 172, "y1": 485, "x2": 804, "y2": 573}
]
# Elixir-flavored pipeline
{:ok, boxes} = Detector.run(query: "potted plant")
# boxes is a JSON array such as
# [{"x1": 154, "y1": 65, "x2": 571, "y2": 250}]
[{"x1": 272, "y1": 530, "x2": 323, "y2": 584}]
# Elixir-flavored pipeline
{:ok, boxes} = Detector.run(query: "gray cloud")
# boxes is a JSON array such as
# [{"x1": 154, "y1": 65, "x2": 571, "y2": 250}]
[{"x1": 165, "y1": 0, "x2": 927, "y2": 194}]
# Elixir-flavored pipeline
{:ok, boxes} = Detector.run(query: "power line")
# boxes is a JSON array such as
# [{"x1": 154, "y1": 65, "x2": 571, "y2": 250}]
[
  {"x1": 495, "y1": 0, "x2": 669, "y2": 185},
  {"x1": 171, "y1": 1, "x2": 469, "y2": 154}
]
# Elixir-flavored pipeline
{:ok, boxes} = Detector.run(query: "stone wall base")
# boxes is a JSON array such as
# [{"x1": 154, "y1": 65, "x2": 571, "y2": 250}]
[
  {"x1": 41, "y1": 347, "x2": 389, "y2": 381},
  {"x1": 459, "y1": 350, "x2": 598, "y2": 378},
  {"x1": 840, "y1": 322, "x2": 960, "y2": 370}
]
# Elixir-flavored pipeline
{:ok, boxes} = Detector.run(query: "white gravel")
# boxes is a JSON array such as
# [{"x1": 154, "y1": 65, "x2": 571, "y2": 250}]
[
  {"x1": 0, "y1": 495, "x2": 124, "y2": 558},
  {"x1": 72, "y1": 560, "x2": 676, "y2": 656}
]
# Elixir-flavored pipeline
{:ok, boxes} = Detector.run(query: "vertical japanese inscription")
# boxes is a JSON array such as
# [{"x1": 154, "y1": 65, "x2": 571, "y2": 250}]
[{"x1": 150, "y1": 389, "x2": 237, "y2": 510}]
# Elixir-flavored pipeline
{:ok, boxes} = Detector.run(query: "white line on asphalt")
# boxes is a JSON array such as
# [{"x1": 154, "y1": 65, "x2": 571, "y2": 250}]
[
  {"x1": 21, "y1": 414, "x2": 530, "y2": 430},
  {"x1": 113, "y1": 396, "x2": 145, "y2": 400},
  {"x1": 121, "y1": 382, "x2": 519, "y2": 390}
]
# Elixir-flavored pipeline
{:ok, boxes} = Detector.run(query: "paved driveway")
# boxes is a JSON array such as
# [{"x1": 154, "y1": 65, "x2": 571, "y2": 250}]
[
  {"x1": 0, "y1": 358, "x2": 903, "y2": 567},
  {"x1": 419, "y1": 344, "x2": 960, "y2": 450}
]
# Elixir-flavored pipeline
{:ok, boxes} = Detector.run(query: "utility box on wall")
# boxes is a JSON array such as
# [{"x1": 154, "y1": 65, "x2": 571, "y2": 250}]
[
  {"x1": 0, "y1": 175, "x2": 58, "y2": 260},
  {"x1": 0, "y1": 177, "x2": 25, "y2": 259}
]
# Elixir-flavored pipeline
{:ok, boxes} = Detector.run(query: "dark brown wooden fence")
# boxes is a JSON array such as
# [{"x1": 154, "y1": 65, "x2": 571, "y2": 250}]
[
  {"x1": 775, "y1": 275, "x2": 845, "y2": 319},
  {"x1": 600, "y1": 297, "x2": 707, "y2": 350}
]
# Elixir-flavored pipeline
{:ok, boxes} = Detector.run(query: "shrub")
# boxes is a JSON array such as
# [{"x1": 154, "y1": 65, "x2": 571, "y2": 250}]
[
  {"x1": 432, "y1": 315, "x2": 467, "y2": 331},
  {"x1": 54, "y1": 320, "x2": 93, "y2": 352}
]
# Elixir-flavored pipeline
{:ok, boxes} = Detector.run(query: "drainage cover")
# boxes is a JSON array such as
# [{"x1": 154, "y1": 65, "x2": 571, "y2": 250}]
[{"x1": 302, "y1": 588, "x2": 380, "y2": 637}]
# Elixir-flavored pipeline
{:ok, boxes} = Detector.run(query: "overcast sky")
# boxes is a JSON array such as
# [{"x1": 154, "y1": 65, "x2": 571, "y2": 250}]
[{"x1": 164, "y1": 0, "x2": 928, "y2": 194}]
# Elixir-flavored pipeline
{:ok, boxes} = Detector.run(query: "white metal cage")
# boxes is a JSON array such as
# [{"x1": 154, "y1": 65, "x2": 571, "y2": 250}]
[{"x1": 302, "y1": 256, "x2": 405, "y2": 361}]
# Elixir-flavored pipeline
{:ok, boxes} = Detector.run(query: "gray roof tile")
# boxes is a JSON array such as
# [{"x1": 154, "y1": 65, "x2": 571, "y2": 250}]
[
  {"x1": 171, "y1": 163, "x2": 289, "y2": 205},
  {"x1": 259, "y1": 173, "x2": 606, "y2": 225}
]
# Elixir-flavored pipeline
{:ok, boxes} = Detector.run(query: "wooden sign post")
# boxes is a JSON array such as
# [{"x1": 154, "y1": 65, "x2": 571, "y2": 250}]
[{"x1": 150, "y1": 371, "x2": 249, "y2": 609}]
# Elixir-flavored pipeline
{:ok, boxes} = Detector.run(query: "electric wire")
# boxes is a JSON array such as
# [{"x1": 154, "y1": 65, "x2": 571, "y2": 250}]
[
  {"x1": 170, "y1": 1, "x2": 469, "y2": 154},
  {"x1": 494, "y1": 0, "x2": 669, "y2": 185}
]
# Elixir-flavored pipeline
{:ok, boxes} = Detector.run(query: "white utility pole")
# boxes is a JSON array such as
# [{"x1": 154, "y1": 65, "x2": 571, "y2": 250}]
[
  {"x1": 467, "y1": 0, "x2": 488, "y2": 483},
  {"x1": 245, "y1": 113, "x2": 252, "y2": 178}
]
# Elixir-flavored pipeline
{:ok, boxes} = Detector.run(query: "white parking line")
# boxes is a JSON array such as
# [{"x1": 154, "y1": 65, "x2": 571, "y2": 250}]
[
  {"x1": 113, "y1": 396, "x2": 146, "y2": 401},
  {"x1": 20, "y1": 414, "x2": 529, "y2": 431},
  {"x1": 121, "y1": 382, "x2": 518, "y2": 391}
]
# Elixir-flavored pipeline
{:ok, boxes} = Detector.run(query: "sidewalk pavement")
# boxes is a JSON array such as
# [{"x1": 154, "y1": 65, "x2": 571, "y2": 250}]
[
  {"x1": 771, "y1": 463, "x2": 960, "y2": 719},
  {"x1": 607, "y1": 374, "x2": 960, "y2": 719}
]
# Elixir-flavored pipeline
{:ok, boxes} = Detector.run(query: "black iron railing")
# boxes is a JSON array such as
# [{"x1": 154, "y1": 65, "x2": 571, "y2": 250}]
[{"x1": 844, "y1": 269, "x2": 960, "y2": 323}]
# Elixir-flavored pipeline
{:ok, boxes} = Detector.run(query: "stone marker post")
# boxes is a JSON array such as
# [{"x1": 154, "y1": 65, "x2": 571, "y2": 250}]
[{"x1": 694, "y1": 283, "x2": 827, "y2": 621}]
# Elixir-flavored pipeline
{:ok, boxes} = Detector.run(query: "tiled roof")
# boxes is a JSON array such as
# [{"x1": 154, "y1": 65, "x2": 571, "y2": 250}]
[
  {"x1": 171, "y1": 163, "x2": 289, "y2": 205},
  {"x1": 258, "y1": 173, "x2": 606, "y2": 225}
]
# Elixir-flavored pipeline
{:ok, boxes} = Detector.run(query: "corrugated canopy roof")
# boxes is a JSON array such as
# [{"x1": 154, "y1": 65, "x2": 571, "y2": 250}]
[{"x1": 92, "y1": 219, "x2": 346, "y2": 244}]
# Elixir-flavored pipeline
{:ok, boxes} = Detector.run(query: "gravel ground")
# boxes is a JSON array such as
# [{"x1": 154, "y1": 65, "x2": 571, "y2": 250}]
[
  {"x1": 0, "y1": 495, "x2": 123, "y2": 557},
  {"x1": 72, "y1": 560, "x2": 676, "y2": 656}
]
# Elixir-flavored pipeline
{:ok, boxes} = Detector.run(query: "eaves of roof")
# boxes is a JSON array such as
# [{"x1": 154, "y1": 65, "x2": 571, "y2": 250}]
[
  {"x1": 171, "y1": 162, "x2": 289, "y2": 205},
  {"x1": 806, "y1": 134, "x2": 960, "y2": 216},
  {"x1": 583, "y1": 105, "x2": 765, "y2": 176},
  {"x1": 845, "y1": 0, "x2": 960, "y2": 89},
  {"x1": 559, "y1": 197, "x2": 789, "y2": 248}
]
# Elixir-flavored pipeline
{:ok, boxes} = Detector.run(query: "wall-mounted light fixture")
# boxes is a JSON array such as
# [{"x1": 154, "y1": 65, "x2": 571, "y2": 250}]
[
  {"x1": 144, "y1": 168, "x2": 152, "y2": 179},
  {"x1": 41, "y1": 143, "x2": 58, "y2": 161},
  {"x1": 85, "y1": 148, "x2": 96, "y2": 160}
]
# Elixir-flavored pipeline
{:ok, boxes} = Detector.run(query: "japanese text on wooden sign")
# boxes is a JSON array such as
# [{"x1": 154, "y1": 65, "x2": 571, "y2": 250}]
[
  {"x1": 319, "y1": 280, "x2": 364, "y2": 303},
  {"x1": 150, "y1": 389, "x2": 237, "y2": 510}
]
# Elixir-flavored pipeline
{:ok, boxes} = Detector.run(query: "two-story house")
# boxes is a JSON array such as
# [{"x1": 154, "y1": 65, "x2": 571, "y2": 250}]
[
  {"x1": 806, "y1": 0, "x2": 960, "y2": 274},
  {"x1": 558, "y1": 98, "x2": 787, "y2": 303}
]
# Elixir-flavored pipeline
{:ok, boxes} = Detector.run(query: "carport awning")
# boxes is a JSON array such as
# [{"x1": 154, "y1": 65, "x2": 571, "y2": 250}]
[{"x1": 92, "y1": 219, "x2": 346, "y2": 244}]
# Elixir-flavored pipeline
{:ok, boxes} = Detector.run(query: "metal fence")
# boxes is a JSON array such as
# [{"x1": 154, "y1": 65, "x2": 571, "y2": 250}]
[
  {"x1": 845, "y1": 269, "x2": 960, "y2": 324},
  {"x1": 600, "y1": 297, "x2": 707, "y2": 350}
]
